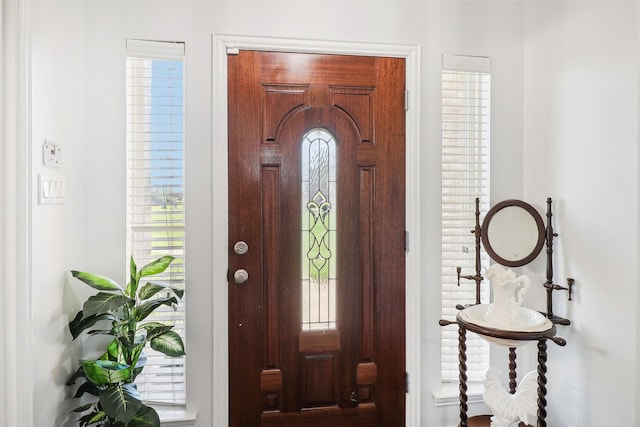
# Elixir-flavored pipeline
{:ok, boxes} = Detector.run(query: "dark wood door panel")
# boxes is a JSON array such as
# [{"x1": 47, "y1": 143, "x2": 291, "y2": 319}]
[
  {"x1": 262, "y1": 404, "x2": 377, "y2": 427},
  {"x1": 229, "y1": 50, "x2": 405, "y2": 427}
]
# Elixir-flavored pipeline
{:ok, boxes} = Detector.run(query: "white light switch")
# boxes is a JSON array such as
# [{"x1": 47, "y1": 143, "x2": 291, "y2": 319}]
[{"x1": 39, "y1": 174, "x2": 66, "y2": 204}]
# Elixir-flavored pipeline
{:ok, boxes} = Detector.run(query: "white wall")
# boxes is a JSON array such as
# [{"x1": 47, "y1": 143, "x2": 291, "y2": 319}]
[
  {"x1": 14, "y1": 1, "x2": 638, "y2": 426},
  {"x1": 523, "y1": 2, "x2": 639, "y2": 425},
  {"x1": 30, "y1": 1, "x2": 87, "y2": 426}
]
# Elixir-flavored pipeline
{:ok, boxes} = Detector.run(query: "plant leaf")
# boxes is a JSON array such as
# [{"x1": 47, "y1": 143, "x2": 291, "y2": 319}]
[
  {"x1": 130, "y1": 255, "x2": 138, "y2": 283},
  {"x1": 135, "y1": 296, "x2": 178, "y2": 322},
  {"x1": 71, "y1": 270, "x2": 122, "y2": 291},
  {"x1": 127, "y1": 256, "x2": 139, "y2": 298},
  {"x1": 69, "y1": 310, "x2": 117, "y2": 339},
  {"x1": 83, "y1": 292, "x2": 132, "y2": 318},
  {"x1": 127, "y1": 404, "x2": 161, "y2": 427},
  {"x1": 99, "y1": 383, "x2": 142, "y2": 424},
  {"x1": 134, "y1": 352, "x2": 147, "y2": 370},
  {"x1": 138, "y1": 321, "x2": 170, "y2": 330},
  {"x1": 66, "y1": 366, "x2": 85, "y2": 386},
  {"x1": 82, "y1": 359, "x2": 133, "y2": 385},
  {"x1": 78, "y1": 411, "x2": 102, "y2": 426},
  {"x1": 105, "y1": 338, "x2": 122, "y2": 362},
  {"x1": 139, "y1": 255, "x2": 174, "y2": 278},
  {"x1": 70, "y1": 403, "x2": 94, "y2": 413},
  {"x1": 86, "y1": 410, "x2": 107, "y2": 425},
  {"x1": 73, "y1": 380, "x2": 100, "y2": 398},
  {"x1": 138, "y1": 282, "x2": 184, "y2": 300},
  {"x1": 140, "y1": 322, "x2": 174, "y2": 341},
  {"x1": 86, "y1": 329, "x2": 113, "y2": 336},
  {"x1": 150, "y1": 330, "x2": 185, "y2": 357},
  {"x1": 131, "y1": 352, "x2": 147, "y2": 382}
]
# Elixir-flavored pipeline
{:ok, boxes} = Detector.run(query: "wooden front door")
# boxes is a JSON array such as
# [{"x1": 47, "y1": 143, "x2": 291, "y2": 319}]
[{"x1": 228, "y1": 50, "x2": 406, "y2": 426}]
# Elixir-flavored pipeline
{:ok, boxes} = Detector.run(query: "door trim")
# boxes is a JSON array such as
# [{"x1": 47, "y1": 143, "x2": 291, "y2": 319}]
[{"x1": 211, "y1": 34, "x2": 421, "y2": 426}]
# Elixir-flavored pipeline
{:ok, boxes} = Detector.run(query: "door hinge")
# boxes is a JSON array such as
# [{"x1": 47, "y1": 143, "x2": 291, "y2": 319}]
[
  {"x1": 226, "y1": 46, "x2": 240, "y2": 55},
  {"x1": 405, "y1": 372, "x2": 409, "y2": 393},
  {"x1": 405, "y1": 230, "x2": 410, "y2": 252},
  {"x1": 404, "y1": 90, "x2": 409, "y2": 111}
]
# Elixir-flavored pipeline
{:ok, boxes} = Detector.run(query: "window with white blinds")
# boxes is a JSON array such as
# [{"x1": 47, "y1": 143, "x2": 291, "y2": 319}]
[
  {"x1": 126, "y1": 39, "x2": 186, "y2": 404},
  {"x1": 441, "y1": 54, "x2": 491, "y2": 382}
]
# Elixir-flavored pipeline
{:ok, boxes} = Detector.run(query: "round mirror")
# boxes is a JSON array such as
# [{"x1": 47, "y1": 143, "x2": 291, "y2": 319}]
[{"x1": 481, "y1": 199, "x2": 546, "y2": 267}]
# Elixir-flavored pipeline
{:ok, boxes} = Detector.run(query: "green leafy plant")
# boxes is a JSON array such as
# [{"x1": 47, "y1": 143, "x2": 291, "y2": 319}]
[{"x1": 67, "y1": 255, "x2": 185, "y2": 427}]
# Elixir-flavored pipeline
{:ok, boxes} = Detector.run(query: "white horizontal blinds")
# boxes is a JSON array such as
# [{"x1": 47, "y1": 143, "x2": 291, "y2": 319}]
[
  {"x1": 126, "y1": 39, "x2": 186, "y2": 404},
  {"x1": 441, "y1": 54, "x2": 491, "y2": 382}
]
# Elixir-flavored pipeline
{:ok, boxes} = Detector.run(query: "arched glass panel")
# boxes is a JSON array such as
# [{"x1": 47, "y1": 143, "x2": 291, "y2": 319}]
[{"x1": 301, "y1": 128, "x2": 337, "y2": 331}]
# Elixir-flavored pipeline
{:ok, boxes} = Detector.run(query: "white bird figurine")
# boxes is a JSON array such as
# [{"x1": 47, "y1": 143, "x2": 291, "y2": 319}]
[{"x1": 483, "y1": 367, "x2": 538, "y2": 427}]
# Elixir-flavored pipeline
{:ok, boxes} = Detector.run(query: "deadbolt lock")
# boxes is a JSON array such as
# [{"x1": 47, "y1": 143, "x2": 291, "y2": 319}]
[{"x1": 233, "y1": 241, "x2": 249, "y2": 255}]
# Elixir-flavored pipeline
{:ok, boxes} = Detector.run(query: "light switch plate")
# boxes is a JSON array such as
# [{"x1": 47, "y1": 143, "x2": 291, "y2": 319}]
[{"x1": 38, "y1": 174, "x2": 66, "y2": 204}]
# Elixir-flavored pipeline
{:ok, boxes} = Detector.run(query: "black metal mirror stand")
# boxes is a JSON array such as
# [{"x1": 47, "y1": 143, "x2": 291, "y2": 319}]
[{"x1": 442, "y1": 197, "x2": 573, "y2": 427}]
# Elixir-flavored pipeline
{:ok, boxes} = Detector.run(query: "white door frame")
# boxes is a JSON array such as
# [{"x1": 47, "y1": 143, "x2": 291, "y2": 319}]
[
  {"x1": 1, "y1": 1, "x2": 33, "y2": 426},
  {"x1": 211, "y1": 34, "x2": 421, "y2": 426}
]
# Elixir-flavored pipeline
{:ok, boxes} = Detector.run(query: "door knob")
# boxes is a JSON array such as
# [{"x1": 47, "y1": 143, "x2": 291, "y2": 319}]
[{"x1": 233, "y1": 269, "x2": 249, "y2": 284}]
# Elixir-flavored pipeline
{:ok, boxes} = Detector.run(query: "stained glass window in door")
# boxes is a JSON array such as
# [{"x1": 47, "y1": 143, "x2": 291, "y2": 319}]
[{"x1": 301, "y1": 128, "x2": 337, "y2": 331}]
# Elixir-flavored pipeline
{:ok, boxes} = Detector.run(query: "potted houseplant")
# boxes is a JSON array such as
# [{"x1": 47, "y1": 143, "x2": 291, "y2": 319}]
[{"x1": 66, "y1": 255, "x2": 185, "y2": 426}]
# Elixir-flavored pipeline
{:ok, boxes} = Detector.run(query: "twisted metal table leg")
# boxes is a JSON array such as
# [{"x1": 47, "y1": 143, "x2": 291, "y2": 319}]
[
  {"x1": 458, "y1": 326, "x2": 468, "y2": 427},
  {"x1": 537, "y1": 339, "x2": 548, "y2": 427},
  {"x1": 508, "y1": 347, "x2": 517, "y2": 394}
]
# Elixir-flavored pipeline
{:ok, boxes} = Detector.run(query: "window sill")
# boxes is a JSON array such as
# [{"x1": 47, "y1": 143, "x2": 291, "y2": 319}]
[
  {"x1": 432, "y1": 382, "x2": 484, "y2": 407},
  {"x1": 152, "y1": 405, "x2": 197, "y2": 427}
]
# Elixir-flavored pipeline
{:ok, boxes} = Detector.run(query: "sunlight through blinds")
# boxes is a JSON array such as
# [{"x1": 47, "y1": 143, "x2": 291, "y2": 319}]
[
  {"x1": 441, "y1": 54, "x2": 491, "y2": 382},
  {"x1": 126, "y1": 39, "x2": 186, "y2": 404}
]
